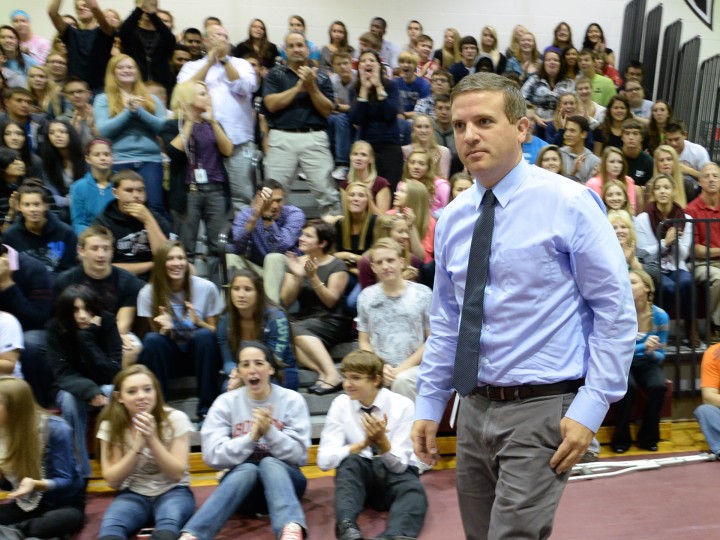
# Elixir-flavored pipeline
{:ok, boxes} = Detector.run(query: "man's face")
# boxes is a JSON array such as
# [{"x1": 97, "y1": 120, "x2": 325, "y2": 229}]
[
  {"x1": 578, "y1": 54, "x2": 594, "y2": 74},
  {"x1": 332, "y1": 57, "x2": 352, "y2": 79},
  {"x1": 461, "y1": 44, "x2": 478, "y2": 63},
  {"x1": 74, "y1": 0, "x2": 92, "y2": 22},
  {"x1": 64, "y1": 82, "x2": 90, "y2": 108},
  {"x1": 267, "y1": 188, "x2": 285, "y2": 220},
  {"x1": 206, "y1": 26, "x2": 229, "y2": 50},
  {"x1": 452, "y1": 91, "x2": 529, "y2": 187},
  {"x1": 5, "y1": 94, "x2": 32, "y2": 121},
  {"x1": 399, "y1": 59, "x2": 416, "y2": 76},
  {"x1": 46, "y1": 55, "x2": 68, "y2": 78},
  {"x1": 665, "y1": 130, "x2": 686, "y2": 154},
  {"x1": 370, "y1": 19, "x2": 385, "y2": 38},
  {"x1": 18, "y1": 193, "x2": 48, "y2": 225},
  {"x1": 435, "y1": 101, "x2": 451, "y2": 124},
  {"x1": 79, "y1": 235, "x2": 113, "y2": 274},
  {"x1": 370, "y1": 247, "x2": 404, "y2": 284},
  {"x1": 183, "y1": 32, "x2": 203, "y2": 57},
  {"x1": 625, "y1": 66, "x2": 643, "y2": 82},
  {"x1": 431, "y1": 76, "x2": 451, "y2": 97},
  {"x1": 416, "y1": 40, "x2": 432, "y2": 60},
  {"x1": 563, "y1": 121, "x2": 587, "y2": 148},
  {"x1": 285, "y1": 34, "x2": 309, "y2": 64},
  {"x1": 288, "y1": 18, "x2": 304, "y2": 33},
  {"x1": 157, "y1": 11, "x2": 173, "y2": 30},
  {"x1": 113, "y1": 179, "x2": 146, "y2": 213},
  {"x1": 407, "y1": 22, "x2": 422, "y2": 42},
  {"x1": 171, "y1": 49, "x2": 191, "y2": 72},
  {"x1": 342, "y1": 370, "x2": 381, "y2": 404},
  {"x1": 700, "y1": 164, "x2": 720, "y2": 196},
  {"x1": 621, "y1": 129, "x2": 642, "y2": 150},
  {"x1": 11, "y1": 14, "x2": 30, "y2": 37}
]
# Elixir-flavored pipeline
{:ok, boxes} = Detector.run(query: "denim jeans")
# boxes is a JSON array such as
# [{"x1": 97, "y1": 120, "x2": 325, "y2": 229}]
[
  {"x1": 695, "y1": 403, "x2": 720, "y2": 455},
  {"x1": 114, "y1": 161, "x2": 167, "y2": 221},
  {"x1": 99, "y1": 485, "x2": 195, "y2": 539},
  {"x1": 327, "y1": 113, "x2": 353, "y2": 165},
  {"x1": 182, "y1": 457, "x2": 307, "y2": 539},
  {"x1": 139, "y1": 329, "x2": 220, "y2": 417},
  {"x1": 20, "y1": 329, "x2": 56, "y2": 407},
  {"x1": 224, "y1": 142, "x2": 256, "y2": 212},
  {"x1": 56, "y1": 384, "x2": 114, "y2": 478}
]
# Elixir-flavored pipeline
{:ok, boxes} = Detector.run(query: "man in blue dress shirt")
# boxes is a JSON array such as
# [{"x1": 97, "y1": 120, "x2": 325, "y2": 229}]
[{"x1": 411, "y1": 73, "x2": 637, "y2": 539}]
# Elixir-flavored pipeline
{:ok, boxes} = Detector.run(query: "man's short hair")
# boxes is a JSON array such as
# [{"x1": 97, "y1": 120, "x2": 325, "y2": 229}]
[
  {"x1": 304, "y1": 219, "x2": 335, "y2": 253},
  {"x1": 62, "y1": 76, "x2": 89, "y2": 92},
  {"x1": 262, "y1": 179, "x2": 285, "y2": 192},
  {"x1": 173, "y1": 43, "x2": 190, "y2": 55},
  {"x1": 432, "y1": 69, "x2": 453, "y2": 86},
  {"x1": 78, "y1": 224, "x2": 115, "y2": 247},
  {"x1": 371, "y1": 17, "x2": 387, "y2": 31},
  {"x1": 340, "y1": 349, "x2": 384, "y2": 384},
  {"x1": 417, "y1": 34, "x2": 433, "y2": 45},
  {"x1": 625, "y1": 60, "x2": 643, "y2": 75},
  {"x1": 578, "y1": 48, "x2": 594, "y2": 58},
  {"x1": 451, "y1": 73, "x2": 526, "y2": 123},
  {"x1": 3, "y1": 87, "x2": 33, "y2": 100},
  {"x1": 331, "y1": 51, "x2": 352, "y2": 64},
  {"x1": 459, "y1": 36, "x2": 478, "y2": 49},
  {"x1": 407, "y1": 20, "x2": 422, "y2": 31},
  {"x1": 358, "y1": 32, "x2": 381, "y2": 51},
  {"x1": 621, "y1": 118, "x2": 645, "y2": 134},
  {"x1": 566, "y1": 115, "x2": 590, "y2": 133},
  {"x1": 110, "y1": 169, "x2": 145, "y2": 188},
  {"x1": 435, "y1": 94, "x2": 451, "y2": 105},
  {"x1": 665, "y1": 119, "x2": 687, "y2": 134},
  {"x1": 398, "y1": 51, "x2": 419, "y2": 66},
  {"x1": 183, "y1": 27, "x2": 202, "y2": 38},
  {"x1": 16, "y1": 180, "x2": 50, "y2": 204},
  {"x1": 369, "y1": 237, "x2": 403, "y2": 261}
]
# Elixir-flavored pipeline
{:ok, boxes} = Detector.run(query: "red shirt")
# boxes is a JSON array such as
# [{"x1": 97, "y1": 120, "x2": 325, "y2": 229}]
[{"x1": 685, "y1": 196, "x2": 720, "y2": 249}]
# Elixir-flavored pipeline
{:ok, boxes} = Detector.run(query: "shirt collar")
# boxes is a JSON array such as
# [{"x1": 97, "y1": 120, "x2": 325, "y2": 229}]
[
  {"x1": 352, "y1": 387, "x2": 388, "y2": 413},
  {"x1": 471, "y1": 158, "x2": 529, "y2": 210}
]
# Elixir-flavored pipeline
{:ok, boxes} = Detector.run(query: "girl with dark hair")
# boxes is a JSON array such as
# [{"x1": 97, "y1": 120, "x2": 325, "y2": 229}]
[
  {"x1": 549, "y1": 22, "x2": 574, "y2": 52},
  {"x1": 69, "y1": 138, "x2": 115, "y2": 234},
  {"x1": 48, "y1": 284, "x2": 121, "y2": 478},
  {"x1": 281, "y1": 220, "x2": 349, "y2": 395},
  {"x1": 96, "y1": 365, "x2": 195, "y2": 540},
  {"x1": 232, "y1": 18, "x2": 279, "y2": 69},
  {"x1": 350, "y1": 49, "x2": 403, "y2": 190},
  {"x1": 40, "y1": 118, "x2": 86, "y2": 214},
  {"x1": 594, "y1": 95, "x2": 633, "y2": 155},
  {"x1": 648, "y1": 100, "x2": 672, "y2": 155},
  {"x1": 583, "y1": 23, "x2": 613, "y2": 61},
  {"x1": 563, "y1": 46, "x2": 579, "y2": 80},
  {"x1": 0, "y1": 119, "x2": 43, "y2": 179},
  {"x1": 0, "y1": 25, "x2": 38, "y2": 79},
  {"x1": 521, "y1": 49, "x2": 575, "y2": 134},
  {"x1": 137, "y1": 241, "x2": 224, "y2": 419},
  {"x1": 217, "y1": 269, "x2": 299, "y2": 390},
  {"x1": 320, "y1": 21, "x2": 354, "y2": 72},
  {"x1": 0, "y1": 377, "x2": 85, "y2": 539},
  {"x1": 0, "y1": 147, "x2": 25, "y2": 228},
  {"x1": 178, "y1": 341, "x2": 310, "y2": 540}
]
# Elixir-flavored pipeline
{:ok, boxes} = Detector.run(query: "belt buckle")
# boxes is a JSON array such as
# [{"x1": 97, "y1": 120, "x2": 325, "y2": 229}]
[{"x1": 189, "y1": 183, "x2": 198, "y2": 193}]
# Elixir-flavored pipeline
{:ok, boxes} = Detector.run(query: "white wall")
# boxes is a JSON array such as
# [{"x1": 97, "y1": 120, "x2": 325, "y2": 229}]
[{"x1": 15, "y1": 0, "x2": 720, "y2": 64}]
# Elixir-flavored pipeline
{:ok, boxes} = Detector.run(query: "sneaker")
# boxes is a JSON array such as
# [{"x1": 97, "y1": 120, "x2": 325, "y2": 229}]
[
  {"x1": 280, "y1": 522, "x2": 304, "y2": 540},
  {"x1": 178, "y1": 534, "x2": 198, "y2": 540},
  {"x1": 580, "y1": 450, "x2": 598, "y2": 463},
  {"x1": 338, "y1": 519, "x2": 363, "y2": 540},
  {"x1": 332, "y1": 166, "x2": 349, "y2": 180}
]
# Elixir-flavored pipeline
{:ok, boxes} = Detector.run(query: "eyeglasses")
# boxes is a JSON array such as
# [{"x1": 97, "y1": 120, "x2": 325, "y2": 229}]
[{"x1": 625, "y1": 87, "x2": 642, "y2": 93}]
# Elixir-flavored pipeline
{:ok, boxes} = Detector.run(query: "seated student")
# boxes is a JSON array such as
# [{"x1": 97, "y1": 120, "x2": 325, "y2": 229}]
[
  {"x1": 0, "y1": 377, "x2": 85, "y2": 539},
  {"x1": 0, "y1": 309, "x2": 22, "y2": 378},
  {"x1": 402, "y1": 113, "x2": 452, "y2": 179},
  {"x1": 2, "y1": 181, "x2": 77, "y2": 274},
  {"x1": 137, "y1": 241, "x2": 223, "y2": 420},
  {"x1": 388, "y1": 179, "x2": 435, "y2": 263},
  {"x1": 536, "y1": 145, "x2": 567, "y2": 176},
  {"x1": 398, "y1": 148, "x2": 450, "y2": 216},
  {"x1": 57, "y1": 77, "x2": 99, "y2": 148},
  {"x1": 328, "y1": 50, "x2": 357, "y2": 179},
  {"x1": 317, "y1": 349, "x2": 428, "y2": 540},
  {"x1": 432, "y1": 28, "x2": 460, "y2": 69},
  {"x1": 586, "y1": 146, "x2": 641, "y2": 214},
  {"x1": 695, "y1": 341, "x2": 720, "y2": 458},
  {"x1": 70, "y1": 138, "x2": 115, "y2": 234},
  {"x1": 608, "y1": 209, "x2": 662, "y2": 288},
  {"x1": 413, "y1": 69, "x2": 452, "y2": 118},
  {"x1": 415, "y1": 34, "x2": 440, "y2": 81},
  {"x1": 0, "y1": 148, "x2": 26, "y2": 232},
  {"x1": 623, "y1": 79, "x2": 652, "y2": 120},
  {"x1": 664, "y1": 119, "x2": 712, "y2": 183},
  {"x1": 96, "y1": 365, "x2": 195, "y2": 540},
  {"x1": 54, "y1": 224, "x2": 144, "y2": 367},
  {"x1": 2, "y1": 87, "x2": 47, "y2": 156},
  {"x1": 357, "y1": 215, "x2": 421, "y2": 288},
  {"x1": 577, "y1": 48, "x2": 616, "y2": 107},
  {"x1": 281, "y1": 220, "x2": 349, "y2": 395},
  {"x1": 0, "y1": 118, "x2": 43, "y2": 182},
  {"x1": 621, "y1": 118, "x2": 654, "y2": 187},
  {"x1": 93, "y1": 169, "x2": 173, "y2": 281},
  {"x1": 179, "y1": 341, "x2": 310, "y2": 540},
  {"x1": 611, "y1": 269, "x2": 668, "y2": 453},
  {"x1": 432, "y1": 93, "x2": 463, "y2": 176},
  {"x1": 26, "y1": 65, "x2": 62, "y2": 118},
  {"x1": 544, "y1": 93, "x2": 592, "y2": 149},
  {"x1": 230, "y1": 180, "x2": 305, "y2": 302},
  {"x1": 181, "y1": 27, "x2": 204, "y2": 61},
  {"x1": 594, "y1": 95, "x2": 632, "y2": 156},
  {"x1": 575, "y1": 75, "x2": 605, "y2": 131},
  {"x1": 448, "y1": 36, "x2": 480, "y2": 85},
  {"x1": 217, "y1": 269, "x2": 299, "y2": 391},
  {"x1": 602, "y1": 179, "x2": 632, "y2": 213},
  {"x1": 49, "y1": 284, "x2": 121, "y2": 479},
  {"x1": 559, "y1": 115, "x2": 601, "y2": 183},
  {"x1": 340, "y1": 140, "x2": 392, "y2": 214},
  {"x1": 357, "y1": 238, "x2": 430, "y2": 403}
]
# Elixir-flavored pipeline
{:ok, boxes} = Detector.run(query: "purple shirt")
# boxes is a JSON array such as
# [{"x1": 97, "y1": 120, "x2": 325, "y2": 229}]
[{"x1": 186, "y1": 122, "x2": 225, "y2": 185}]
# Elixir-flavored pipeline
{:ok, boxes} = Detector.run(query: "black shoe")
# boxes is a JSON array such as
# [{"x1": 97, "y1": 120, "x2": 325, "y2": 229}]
[
  {"x1": 311, "y1": 380, "x2": 344, "y2": 395},
  {"x1": 338, "y1": 519, "x2": 363, "y2": 540},
  {"x1": 638, "y1": 442, "x2": 659, "y2": 452},
  {"x1": 611, "y1": 443, "x2": 630, "y2": 454}
]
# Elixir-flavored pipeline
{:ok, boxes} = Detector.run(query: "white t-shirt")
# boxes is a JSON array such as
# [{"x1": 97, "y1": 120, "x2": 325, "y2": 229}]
[
  {"x1": 97, "y1": 408, "x2": 193, "y2": 497},
  {"x1": 679, "y1": 140, "x2": 711, "y2": 172},
  {"x1": 137, "y1": 275, "x2": 224, "y2": 341},
  {"x1": 0, "y1": 311, "x2": 23, "y2": 378}
]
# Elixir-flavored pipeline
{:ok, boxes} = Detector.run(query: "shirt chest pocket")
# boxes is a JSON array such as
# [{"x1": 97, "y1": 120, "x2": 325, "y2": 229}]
[{"x1": 495, "y1": 246, "x2": 560, "y2": 300}]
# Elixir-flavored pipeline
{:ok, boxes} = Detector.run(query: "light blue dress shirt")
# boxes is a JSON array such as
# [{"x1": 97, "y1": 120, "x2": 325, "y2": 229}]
[{"x1": 416, "y1": 158, "x2": 637, "y2": 433}]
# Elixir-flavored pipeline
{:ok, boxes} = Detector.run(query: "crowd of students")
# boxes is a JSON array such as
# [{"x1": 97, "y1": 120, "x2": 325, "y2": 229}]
[{"x1": 1, "y1": 3, "x2": 719, "y2": 539}]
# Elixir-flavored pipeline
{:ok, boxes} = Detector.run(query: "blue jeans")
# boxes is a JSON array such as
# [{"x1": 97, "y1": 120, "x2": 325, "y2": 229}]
[
  {"x1": 99, "y1": 485, "x2": 195, "y2": 539},
  {"x1": 114, "y1": 161, "x2": 167, "y2": 220},
  {"x1": 328, "y1": 113, "x2": 353, "y2": 165},
  {"x1": 20, "y1": 329, "x2": 56, "y2": 407},
  {"x1": 182, "y1": 457, "x2": 307, "y2": 539},
  {"x1": 695, "y1": 403, "x2": 720, "y2": 455},
  {"x1": 660, "y1": 269, "x2": 693, "y2": 324},
  {"x1": 56, "y1": 384, "x2": 114, "y2": 478},
  {"x1": 139, "y1": 329, "x2": 220, "y2": 417}
]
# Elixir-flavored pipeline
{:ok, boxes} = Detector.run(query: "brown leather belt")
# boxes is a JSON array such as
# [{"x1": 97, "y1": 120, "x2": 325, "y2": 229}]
[{"x1": 472, "y1": 379, "x2": 584, "y2": 401}]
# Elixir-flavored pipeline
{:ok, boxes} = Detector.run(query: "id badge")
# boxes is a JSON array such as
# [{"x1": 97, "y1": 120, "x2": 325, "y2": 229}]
[{"x1": 194, "y1": 168, "x2": 209, "y2": 184}]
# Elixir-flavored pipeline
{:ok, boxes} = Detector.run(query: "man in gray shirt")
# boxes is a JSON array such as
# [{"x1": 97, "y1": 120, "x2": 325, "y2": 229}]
[{"x1": 560, "y1": 115, "x2": 601, "y2": 183}]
